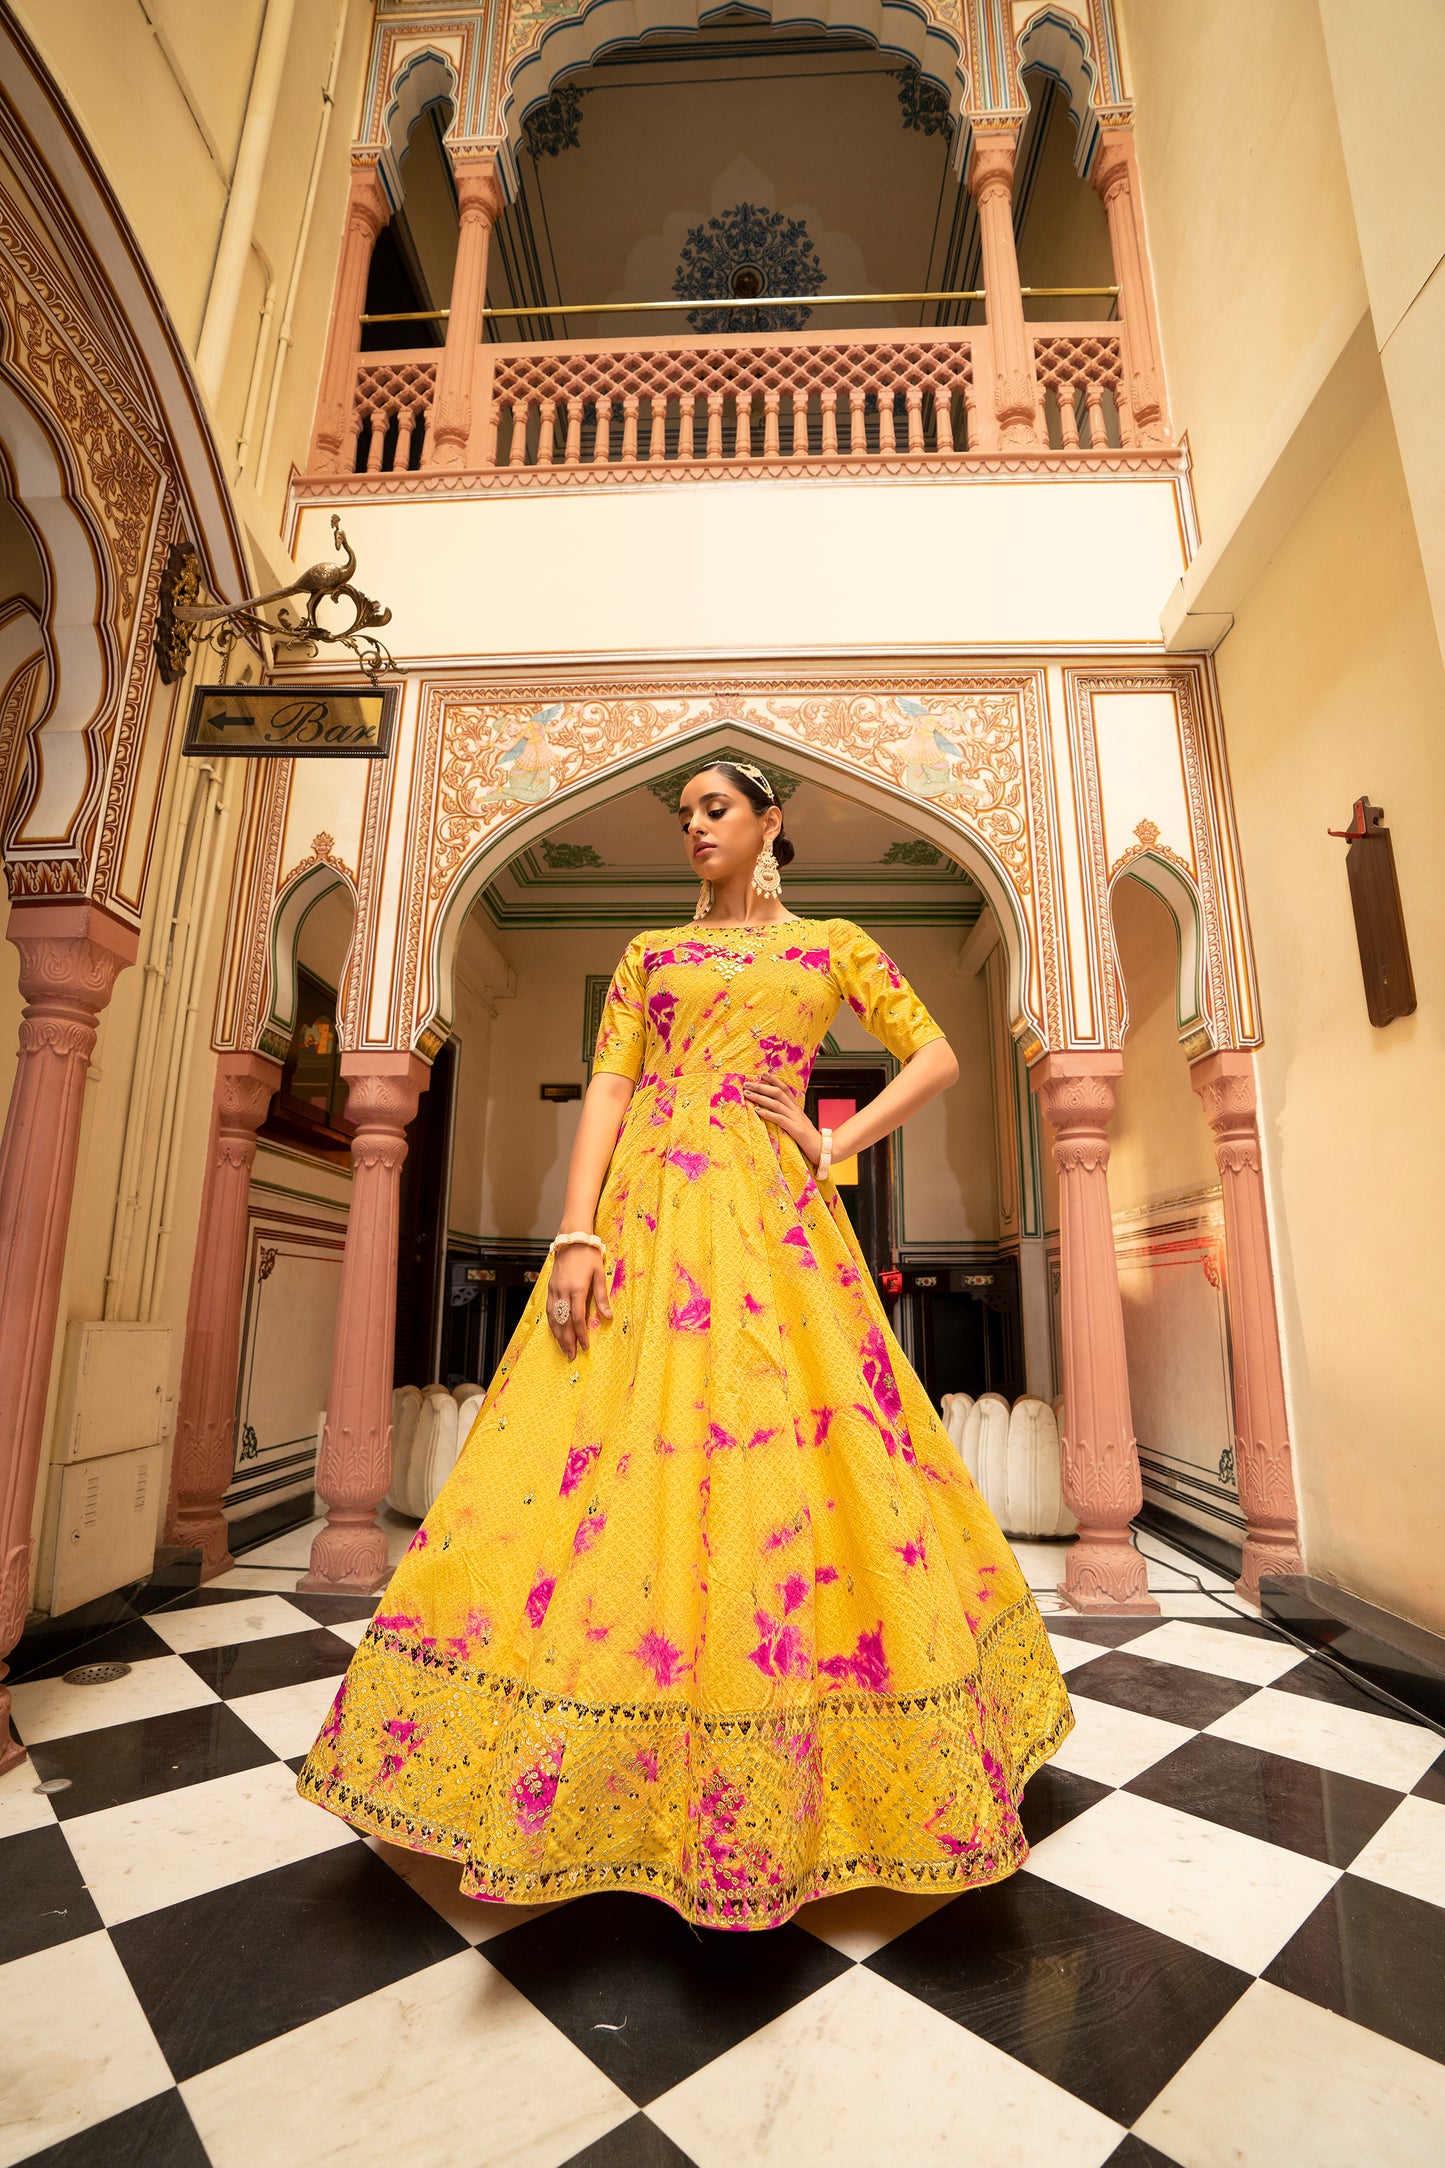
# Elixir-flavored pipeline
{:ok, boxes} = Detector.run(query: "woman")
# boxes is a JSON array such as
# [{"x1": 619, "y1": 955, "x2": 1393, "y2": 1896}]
[{"x1": 297, "y1": 759, "x2": 1073, "y2": 1929}]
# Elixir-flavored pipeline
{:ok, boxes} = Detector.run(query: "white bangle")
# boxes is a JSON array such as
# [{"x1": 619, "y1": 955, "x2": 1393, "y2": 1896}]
[
  {"x1": 815, "y1": 1127, "x2": 833, "y2": 1181},
  {"x1": 549, "y1": 1230, "x2": 605, "y2": 1256}
]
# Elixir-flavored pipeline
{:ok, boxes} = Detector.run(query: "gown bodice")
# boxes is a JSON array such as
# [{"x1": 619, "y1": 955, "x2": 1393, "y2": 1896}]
[{"x1": 590, "y1": 914, "x2": 947, "y2": 1103}]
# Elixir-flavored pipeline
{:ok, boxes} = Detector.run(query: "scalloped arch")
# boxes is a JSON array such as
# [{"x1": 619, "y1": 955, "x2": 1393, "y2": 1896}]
[
  {"x1": 1016, "y1": 7, "x2": 1104, "y2": 173},
  {"x1": 420, "y1": 715, "x2": 1039, "y2": 1061},
  {"x1": 495, "y1": 0, "x2": 975, "y2": 195},
  {"x1": 1107, "y1": 851, "x2": 1217, "y2": 1055},
  {"x1": 264, "y1": 863, "x2": 359, "y2": 1057}
]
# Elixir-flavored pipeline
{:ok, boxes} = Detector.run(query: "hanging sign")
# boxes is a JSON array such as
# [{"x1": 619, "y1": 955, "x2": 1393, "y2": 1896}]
[{"x1": 181, "y1": 683, "x2": 398, "y2": 759}]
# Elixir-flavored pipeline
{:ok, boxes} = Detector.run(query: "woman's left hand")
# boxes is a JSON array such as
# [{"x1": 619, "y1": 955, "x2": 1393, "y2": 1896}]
[{"x1": 742, "y1": 1072, "x2": 823, "y2": 1162}]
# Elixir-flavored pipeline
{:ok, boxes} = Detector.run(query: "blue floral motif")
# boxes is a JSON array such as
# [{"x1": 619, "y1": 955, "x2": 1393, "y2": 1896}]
[
  {"x1": 673, "y1": 203, "x2": 825, "y2": 334},
  {"x1": 894, "y1": 69, "x2": 956, "y2": 138},
  {"x1": 522, "y1": 83, "x2": 586, "y2": 159}
]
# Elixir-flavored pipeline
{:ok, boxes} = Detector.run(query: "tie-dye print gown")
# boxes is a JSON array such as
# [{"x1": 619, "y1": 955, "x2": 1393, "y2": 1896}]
[{"x1": 297, "y1": 915, "x2": 1073, "y2": 1929}]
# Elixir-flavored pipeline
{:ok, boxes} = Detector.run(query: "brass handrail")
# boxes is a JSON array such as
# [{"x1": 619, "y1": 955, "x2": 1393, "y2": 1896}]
[{"x1": 358, "y1": 284, "x2": 1119, "y2": 326}]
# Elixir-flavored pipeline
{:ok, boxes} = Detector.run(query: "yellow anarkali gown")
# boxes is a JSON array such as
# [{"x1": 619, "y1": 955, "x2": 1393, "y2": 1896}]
[{"x1": 297, "y1": 915, "x2": 1073, "y2": 1928}]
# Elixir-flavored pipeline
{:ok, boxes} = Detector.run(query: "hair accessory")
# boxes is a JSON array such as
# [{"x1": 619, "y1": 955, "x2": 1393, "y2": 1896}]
[
  {"x1": 730, "y1": 761, "x2": 776, "y2": 801},
  {"x1": 750, "y1": 836, "x2": 782, "y2": 900}
]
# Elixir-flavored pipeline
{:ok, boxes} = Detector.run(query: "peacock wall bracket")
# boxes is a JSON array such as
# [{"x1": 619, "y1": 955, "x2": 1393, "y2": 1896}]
[{"x1": 155, "y1": 515, "x2": 395, "y2": 684}]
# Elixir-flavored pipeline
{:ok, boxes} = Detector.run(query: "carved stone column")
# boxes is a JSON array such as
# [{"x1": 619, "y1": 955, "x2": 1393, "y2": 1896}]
[
  {"x1": 164, "y1": 1051, "x2": 282, "y2": 1579},
  {"x1": 1190, "y1": 1052, "x2": 1304, "y2": 1600},
  {"x1": 1031, "y1": 1052, "x2": 1157, "y2": 1614},
  {"x1": 1092, "y1": 125, "x2": 1169, "y2": 447},
  {"x1": 0, "y1": 901, "x2": 137, "y2": 1775},
  {"x1": 967, "y1": 127, "x2": 1041, "y2": 449},
  {"x1": 427, "y1": 150, "x2": 503, "y2": 469},
  {"x1": 301, "y1": 1053, "x2": 429, "y2": 1592},
  {"x1": 311, "y1": 158, "x2": 390, "y2": 475}
]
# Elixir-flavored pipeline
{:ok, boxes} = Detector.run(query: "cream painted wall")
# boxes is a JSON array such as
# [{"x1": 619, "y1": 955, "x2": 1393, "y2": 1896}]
[
  {"x1": 1108, "y1": 875, "x2": 1217, "y2": 1209},
  {"x1": 1318, "y1": 0, "x2": 1445, "y2": 665},
  {"x1": 296, "y1": 884, "x2": 355, "y2": 989},
  {"x1": 447, "y1": 919, "x2": 506, "y2": 1241},
  {"x1": 292, "y1": 478, "x2": 1187, "y2": 659},
  {"x1": 1122, "y1": 0, "x2": 1445, "y2": 1633},
  {"x1": 1118, "y1": 0, "x2": 1360, "y2": 540},
  {"x1": 478, "y1": 925, "x2": 634, "y2": 1240},
  {"x1": 1015, "y1": 82, "x2": 1114, "y2": 321},
  {"x1": 13, "y1": 0, "x2": 375, "y2": 540},
  {"x1": 859, "y1": 923, "x2": 997, "y2": 1244},
  {"x1": 1212, "y1": 395, "x2": 1445, "y2": 1631}
]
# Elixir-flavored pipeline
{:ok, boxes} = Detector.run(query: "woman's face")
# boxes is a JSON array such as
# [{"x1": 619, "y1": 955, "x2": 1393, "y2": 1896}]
[{"x1": 676, "y1": 768, "x2": 779, "y2": 880}]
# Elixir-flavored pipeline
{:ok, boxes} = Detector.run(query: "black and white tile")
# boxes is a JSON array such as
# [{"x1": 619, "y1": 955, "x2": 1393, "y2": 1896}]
[{"x1": 3, "y1": 1543, "x2": 1444, "y2": 2166}]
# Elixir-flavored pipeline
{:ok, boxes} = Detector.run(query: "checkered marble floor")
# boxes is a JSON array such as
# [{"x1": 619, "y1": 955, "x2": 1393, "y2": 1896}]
[{"x1": 4, "y1": 1533, "x2": 1444, "y2": 2167}]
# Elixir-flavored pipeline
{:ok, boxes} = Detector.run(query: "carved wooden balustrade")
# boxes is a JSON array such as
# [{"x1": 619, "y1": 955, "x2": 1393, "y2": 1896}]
[
  {"x1": 488, "y1": 328, "x2": 981, "y2": 472},
  {"x1": 353, "y1": 358, "x2": 437, "y2": 472},
  {"x1": 1032, "y1": 332, "x2": 1127, "y2": 450},
  {"x1": 334, "y1": 321, "x2": 1149, "y2": 481}
]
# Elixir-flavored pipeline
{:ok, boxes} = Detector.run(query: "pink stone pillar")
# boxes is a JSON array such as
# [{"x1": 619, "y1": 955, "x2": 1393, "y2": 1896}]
[
  {"x1": 0, "y1": 901, "x2": 137, "y2": 1775},
  {"x1": 1092, "y1": 125, "x2": 1169, "y2": 448},
  {"x1": 1190, "y1": 1053, "x2": 1304, "y2": 1601},
  {"x1": 1032, "y1": 1053, "x2": 1158, "y2": 1614},
  {"x1": 311, "y1": 159, "x2": 390, "y2": 474},
  {"x1": 967, "y1": 128, "x2": 1041, "y2": 450},
  {"x1": 427, "y1": 151, "x2": 503, "y2": 470},
  {"x1": 164, "y1": 1051, "x2": 282, "y2": 1579},
  {"x1": 301, "y1": 1052, "x2": 429, "y2": 1592}
]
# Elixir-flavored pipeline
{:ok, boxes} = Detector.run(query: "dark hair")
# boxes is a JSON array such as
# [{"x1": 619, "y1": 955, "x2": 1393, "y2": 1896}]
[{"x1": 702, "y1": 761, "x2": 796, "y2": 867}]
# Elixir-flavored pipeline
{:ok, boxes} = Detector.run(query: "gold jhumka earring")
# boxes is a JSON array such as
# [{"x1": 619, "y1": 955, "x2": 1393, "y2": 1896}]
[
  {"x1": 750, "y1": 837, "x2": 782, "y2": 900},
  {"x1": 692, "y1": 879, "x2": 713, "y2": 921}
]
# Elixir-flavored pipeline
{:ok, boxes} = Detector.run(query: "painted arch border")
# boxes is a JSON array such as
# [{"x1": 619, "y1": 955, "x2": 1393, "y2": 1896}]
[
  {"x1": 400, "y1": 683, "x2": 1056, "y2": 1060},
  {"x1": 492, "y1": 0, "x2": 976, "y2": 195}
]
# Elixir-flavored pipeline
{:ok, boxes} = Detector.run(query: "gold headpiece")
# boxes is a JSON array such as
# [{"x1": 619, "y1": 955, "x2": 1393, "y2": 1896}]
[{"x1": 730, "y1": 760, "x2": 776, "y2": 801}]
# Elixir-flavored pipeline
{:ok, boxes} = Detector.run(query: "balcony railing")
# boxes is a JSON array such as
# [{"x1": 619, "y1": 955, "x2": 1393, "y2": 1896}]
[{"x1": 335, "y1": 316, "x2": 1145, "y2": 482}]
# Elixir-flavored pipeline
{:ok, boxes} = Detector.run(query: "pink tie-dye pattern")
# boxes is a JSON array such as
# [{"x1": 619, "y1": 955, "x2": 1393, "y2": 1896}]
[
  {"x1": 818, "y1": 1623, "x2": 892, "y2": 1692},
  {"x1": 573, "y1": 1513, "x2": 606, "y2": 1554},
  {"x1": 633, "y1": 1628, "x2": 691, "y2": 1687},
  {"x1": 666, "y1": 1147, "x2": 710, "y2": 1181},
  {"x1": 782, "y1": 1225, "x2": 818, "y2": 1267},
  {"x1": 742, "y1": 1291, "x2": 765, "y2": 1314},
  {"x1": 525, "y1": 1574, "x2": 556, "y2": 1628},
  {"x1": 778, "y1": 1573, "x2": 810, "y2": 1614},
  {"x1": 747, "y1": 1613, "x2": 811, "y2": 1678},
  {"x1": 893, "y1": 1534, "x2": 929, "y2": 1568},
  {"x1": 512, "y1": 1739, "x2": 564, "y2": 1834},
  {"x1": 560, "y1": 1442, "x2": 600, "y2": 1497},
  {"x1": 668, "y1": 1265, "x2": 711, "y2": 1332}
]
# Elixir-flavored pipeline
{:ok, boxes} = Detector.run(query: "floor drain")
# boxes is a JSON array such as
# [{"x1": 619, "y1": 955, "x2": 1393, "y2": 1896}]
[{"x1": 62, "y1": 1661, "x2": 131, "y2": 1686}]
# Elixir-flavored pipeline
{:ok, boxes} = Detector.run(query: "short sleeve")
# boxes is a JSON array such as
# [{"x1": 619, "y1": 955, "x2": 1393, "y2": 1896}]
[
  {"x1": 590, "y1": 932, "x2": 648, "y2": 1083},
  {"x1": 828, "y1": 919, "x2": 948, "y2": 1064}
]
